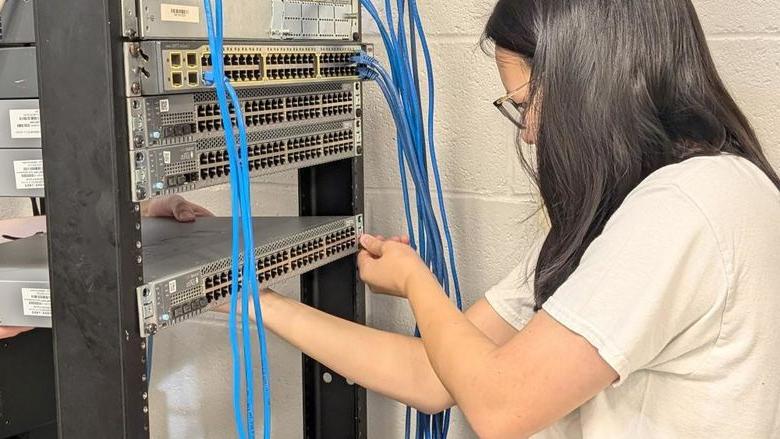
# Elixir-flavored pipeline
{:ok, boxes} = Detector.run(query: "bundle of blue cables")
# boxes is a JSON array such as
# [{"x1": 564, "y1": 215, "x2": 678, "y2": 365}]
[
  {"x1": 355, "y1": 1, "x2": 463, "y2": 437},
  {"x1": 201, "y1": 1, "x2": 272, "y2": 438}
]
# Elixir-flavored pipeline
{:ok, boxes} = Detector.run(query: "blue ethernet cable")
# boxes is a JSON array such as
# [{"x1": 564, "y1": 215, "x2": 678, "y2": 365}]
[
  {"x1": 201, "y1": 0, "x2": 273, "y2": 437},
  {"x1": 356, "y1": 2, "x2": 464, "y2": 436}
]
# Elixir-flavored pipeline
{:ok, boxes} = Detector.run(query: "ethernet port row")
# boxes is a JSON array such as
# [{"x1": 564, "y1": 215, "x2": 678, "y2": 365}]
[
  {"x1": 205, "y1": 269, "x2": 233, "y2": 289},
  {"x1": 289, "y1": 239, "x2": 324, "y2": 258},
  {"x1": 326, "y1": 240, "x2": 355, "y2": 257},
  {"x1": 205, "y1": 286, "x2": 231, "y2": 303},
  {"x1": 224, "y1": 53, "x2": 262, "y2": 66},
  {"x1": 319, "y1": 66, "x2": 358, "y2": 78},
  {"x1": 266, "y1": 67, "x2": 316, "y2": 80},
  {"x1": 267, "y1": 53, "x2": 316, "y2": 65},
  {"x1": 247, "y1": 155, "x2": 286, "y2": 171},
  {"x1": 323, "y1": 130, "x2": 353, "y2": 143},
  {"x1": 257, "y1": 251, "x2": 289, "y2": 270},
  {"x1": 290, "y1": 250, "x2": 324, "y2": 270},
  {"x1": 286, "y1": 108, "x2": 321, "y2": 121},
  {"x1": 286, "y1": 135, "x2": 322, "y2": 150},
  {"x1": 322, "y1": 105, "x2": 350, "y2": 117},
  {"x1": 200, "y1": 164, "x2": 231, "y2": 180},
  {"x1": 197, "y1": 118, "x2": 225, "y2": 132},
  {"x1": 250, "y1": 141, "x2": 284, "y2": 156},
  {"x1": 323, "y1": 143, "x2": 352, "y2": 156},
  {"x1": 197, "y1": 103, "x2": 223, "y2": 117},
  {"x1": 322, "y1": 92, "x2": 352, "y2": 104},
  {"x1": 243, "y1": 98, "x2": 283, "y2": 112},
  {"x1": 285, "y1": 95, "x2": 321, "y2": 107},
  {"x1": 319, "y1": 53, "x2": 355, "y2": 64},
  {"x1": 245, "y1": 112, "x2": 285, "y2": 127},
  {"x1": 325, "y1": 227, "x2": 356, "y2": 244},
  {"x1": 200, "y1": 150, "x2": 228, "y2": 165},
  {"x1": 288, "y1": 149, "x2": 323, "y2": 163},
  {"x1": 226, "y1": 69, "x2": 262, "y2": 82}
]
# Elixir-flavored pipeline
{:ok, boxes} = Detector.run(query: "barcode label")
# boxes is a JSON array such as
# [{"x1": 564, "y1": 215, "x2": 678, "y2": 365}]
[
  {"x1": 13, "y1": 160, "x2": 44, "y2": 189},
  {"x1": 160, "y1": 3, "x2": 200, "y2": 23},
  {"x1": 159, "y1": 99, "x2": 170, "y2": 113},
  {"x1": 9, "y1": 109, "x2": 41, "y2": 138},
  {"x1": 22, "y1": 288, "x2": 51, "y2": 317}
]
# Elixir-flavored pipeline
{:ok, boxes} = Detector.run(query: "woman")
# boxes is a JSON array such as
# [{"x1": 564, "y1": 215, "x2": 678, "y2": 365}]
[{"x1": 237, "y1": 0, "x2": 780, "y2": 437}]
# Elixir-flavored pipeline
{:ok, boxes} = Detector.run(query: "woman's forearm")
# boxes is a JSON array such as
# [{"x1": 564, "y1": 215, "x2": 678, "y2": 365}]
[{"x1": 255, "y1": 291, "x2": 455, "y2": 414}]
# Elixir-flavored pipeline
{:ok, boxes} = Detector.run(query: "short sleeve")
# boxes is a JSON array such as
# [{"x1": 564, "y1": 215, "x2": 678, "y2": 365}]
[
  {"x1": 484, "y1": 239, "x2": 543, "y2": 330},
  {"x1": 542, "y1": 184, "x2": 729, "y2": 384}
]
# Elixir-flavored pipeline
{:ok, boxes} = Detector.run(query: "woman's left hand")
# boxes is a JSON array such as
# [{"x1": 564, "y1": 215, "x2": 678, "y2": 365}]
[
  {"x1": 143, "y1": 195, "x2": 214, "y2": 222},
  {"x1": 357, "y1": 234, "x2": 431, "y2": 298}
]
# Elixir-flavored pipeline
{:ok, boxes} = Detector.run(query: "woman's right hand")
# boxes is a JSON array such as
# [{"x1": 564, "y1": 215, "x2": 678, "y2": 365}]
[{"x1": 0, "y1": 326, "x2": 33, "y2": 340}]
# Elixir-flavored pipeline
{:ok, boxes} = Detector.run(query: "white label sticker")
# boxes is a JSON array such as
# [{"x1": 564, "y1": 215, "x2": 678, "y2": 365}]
[
  {"x1": 163, "y1": 150, "x2": 171, "y2": 164},
  {"x1": 22, "y1": 288, "x2": 51, "y2": 317},
  {"x1": 13, "y1": 160, "x2": 44, "y2": 189},
  {"x1": 159, "y1": 99, "x2": 170, "y2": 113},
  {"x1": 168, "y1": 280, "x2": 177, "y2": 293},
  {"x1": 160, "y1": 3, "x2": 200, "y2": 23},
  {"x1": 9, "y1": 109, "x2": 41, "y2": 139}
]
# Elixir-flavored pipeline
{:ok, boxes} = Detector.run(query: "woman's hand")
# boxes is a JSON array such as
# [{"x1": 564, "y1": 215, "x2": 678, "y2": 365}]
[
  {"x1": 143, "y1": 195, "x2": 214, "y2": 222},
  {"x1": 0, "y1": 326, "x2": 33, "y2": 340},
  {"x1": 357, "y1": 234, "x2": 431, "y2": 298}
]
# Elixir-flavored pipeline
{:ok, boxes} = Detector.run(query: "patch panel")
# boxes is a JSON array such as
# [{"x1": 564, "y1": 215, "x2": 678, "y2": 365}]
[
  {"x1": 126, "y1": 81, "x2": 361, "y2": 151},
  {"x1": 130, "y1": 120, "x2": 361, "y2": 201},
  {"x1": 136, "y1": 215, "x2": 363, "y2": 336},
  {"x1": 125, "y1": 0, "x2": 359, "y2": 42},
  {"x1": 125, "y1": 41, "x2": 369, "y2": 95}
]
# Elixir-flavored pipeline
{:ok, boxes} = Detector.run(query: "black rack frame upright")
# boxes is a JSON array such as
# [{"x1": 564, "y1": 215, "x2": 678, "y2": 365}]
[{"x1": 34, "y1": 0, "x2": 367, "y2": 437}]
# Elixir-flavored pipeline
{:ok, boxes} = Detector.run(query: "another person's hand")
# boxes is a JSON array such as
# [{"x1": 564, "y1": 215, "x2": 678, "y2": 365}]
[
  {"x1": 143, "y1": 195, "x2": 214, "y2": 222},
  {"x1": 0, "y1": 326, "x2": 33, "y2": 340},
  {"x1": 357, "y1": 234, "x2": 430, "y2": 298},
  {"x1": 215, "y1": 289, "x2": 276, "y2": 316}
]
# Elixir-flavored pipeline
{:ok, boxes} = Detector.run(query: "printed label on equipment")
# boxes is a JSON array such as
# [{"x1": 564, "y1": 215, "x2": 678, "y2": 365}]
[
  {"x1": 163, "y1": 151, "x2": 171, "y2": 164},
  {"x1": 22, "y1": 288, "x2": 51, "y2": 317},
  {"x1": 13, "y1": 160, "x2": 44, "y2": 190},
  {"x1": 160, "y1": 3, "x2": 200, "y2": 23},
  {"x1": 168, "y1": 280, "x2": 177, "y2": 294},
  {"x1": 159, "y1": 99, "x2": 170, "y2": 113},
  {"x1": 9, "y1": 109, "x2": 41, "y2": 139}
]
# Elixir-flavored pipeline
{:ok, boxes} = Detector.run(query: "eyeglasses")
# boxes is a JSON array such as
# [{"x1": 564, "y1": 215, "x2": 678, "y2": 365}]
[{"x1": 493, "y1": 83, "x2": 529, "y2": 130}]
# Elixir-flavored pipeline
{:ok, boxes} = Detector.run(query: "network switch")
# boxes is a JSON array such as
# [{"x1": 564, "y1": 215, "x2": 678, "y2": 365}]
[
  {"x1": 0, "y1": 0, "x2": 36, "y2": 44},
  {"x1": 127, "y1": 81, "x2": 361, "y2": 150},
  {"x1": 124, "y1": 0, "x2": 359, "y2": 42},
  {"x1": 0, "y1": 148, "x2": 43, "y2": 197},
  {"x1": 125, "y1": 41, "x2": 368, "y2": 96},
  {"x1": 130, "y1": 119, "x2": 361, "y2": 201},
  {"x1": 0, "y1": 46, "x2": 38, "y2": 99},
  {"x1": 136, "y1": 215, "x2": 363, "y2": 336},
  {"x1": 0, "y1": 215, "x2": 362, "y2": 331}
]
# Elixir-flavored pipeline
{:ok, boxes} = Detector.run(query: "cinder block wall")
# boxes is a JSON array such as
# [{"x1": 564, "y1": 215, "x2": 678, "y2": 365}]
[{"x1": 0, "y1": 1, "x2": 777, "y2": 437}]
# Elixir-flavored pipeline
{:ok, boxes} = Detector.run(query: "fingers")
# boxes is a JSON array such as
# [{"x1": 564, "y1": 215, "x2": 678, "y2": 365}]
[
  {"x1": 172, "y1": 202, "x2": 197, "y2": 222},
  {"x1": 192, "y1": 204, "x2": 215, "y2": 217},
  {"x1": 359, "y1": 234, "x2": 385, "y2": 256},
  {"x1": 0, "y1": 326, "x2": 33, "y2": 340}
]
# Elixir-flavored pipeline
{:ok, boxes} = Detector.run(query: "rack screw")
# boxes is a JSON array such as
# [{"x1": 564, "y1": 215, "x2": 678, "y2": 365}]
[{"x1": 131, "y1": 82, "x2": 141, "y2": 94}]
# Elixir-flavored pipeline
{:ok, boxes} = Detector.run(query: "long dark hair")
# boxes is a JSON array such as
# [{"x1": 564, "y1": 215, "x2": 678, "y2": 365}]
[{"x1": 483, "y1": 0, "x2": 780, "y2": 309}]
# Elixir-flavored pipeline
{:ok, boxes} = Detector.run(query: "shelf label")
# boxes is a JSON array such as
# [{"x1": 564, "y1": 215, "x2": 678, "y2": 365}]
[
  {"x1": 13, "y1": 160, "x2": 44, "y2": 190},
  {"x1": 22, "y1": 288, "x2": 51, "y2": 317},
  {"x1": 9, "y1": 109, "x2": 41, "y2": 139},
  {"x1": 160, "y1": 3, "x2": 200, "y2": 23}
]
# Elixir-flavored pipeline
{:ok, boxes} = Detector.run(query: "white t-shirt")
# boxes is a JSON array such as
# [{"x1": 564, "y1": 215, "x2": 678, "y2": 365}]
[{"x1": 485, "y1": 154, "x2": 780, "y2": 438}]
